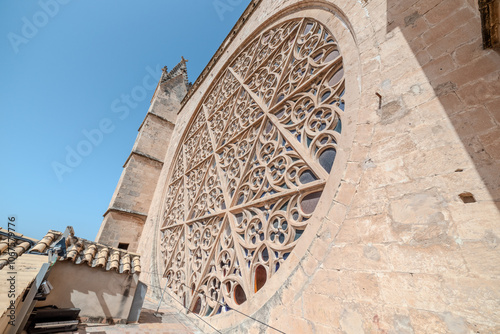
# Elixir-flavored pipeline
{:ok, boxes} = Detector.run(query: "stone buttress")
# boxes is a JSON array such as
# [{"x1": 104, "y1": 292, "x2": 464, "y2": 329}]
[{"x1": 95, "y1": 59, "x2": 190, "y2": 252}]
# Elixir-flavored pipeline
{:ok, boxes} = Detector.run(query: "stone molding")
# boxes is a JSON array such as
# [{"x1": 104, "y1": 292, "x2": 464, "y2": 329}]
[
  {"x1": 137, "y1": 111, "x2": 175, "y2": 133},
  {"x1": 103, "y1": 207, "x2": 148, "y2": 222},
  {"x1": 122, "y1": 151, "x2": 164, "y2": 168}
]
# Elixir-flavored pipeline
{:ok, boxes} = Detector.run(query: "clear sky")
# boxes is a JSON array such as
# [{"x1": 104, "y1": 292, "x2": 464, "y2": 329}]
[{"x1": 0, "y1": 0, "x2": 249, "y2": 241}]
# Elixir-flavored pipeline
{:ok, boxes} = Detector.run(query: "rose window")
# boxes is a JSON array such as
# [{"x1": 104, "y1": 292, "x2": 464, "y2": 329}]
[{"x1": 160, "y1": 17, "x2": 345, "y2": 316}]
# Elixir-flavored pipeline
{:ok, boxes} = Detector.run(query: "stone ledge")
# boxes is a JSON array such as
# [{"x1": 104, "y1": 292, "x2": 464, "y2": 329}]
[
  {"x1": 123, "y1": 151, "x2": 164, "y2": 168},
  {"x1": 103, "y1": 207, "x2": 148, "y2": 222},
  {"x1": 137, "y1": 111, "x2": 175, "y2": 133}
]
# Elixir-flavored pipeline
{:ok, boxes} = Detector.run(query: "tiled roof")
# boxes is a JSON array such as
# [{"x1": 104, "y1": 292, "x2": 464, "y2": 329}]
[
  {"x1": 0, "y1": 227, "x2": 38, "y2": 270},
  {"x1": 0, "y1": 227, "x2": 141, "y2": 275},
  {"x1": 31, "y1": 229, "x2": 141, "y2": 275}
]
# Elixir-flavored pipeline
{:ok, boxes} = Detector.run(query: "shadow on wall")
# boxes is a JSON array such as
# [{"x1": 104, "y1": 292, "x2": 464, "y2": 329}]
[
  {"x1": 36, "y1": 261, "x2": 137, "y2": 323},
  {"x1": 383, "y1": 0, "x2": 500, "y2": 209},
  {"x1": 138, "y1": 309, "x2": 163, "y2": 324}
]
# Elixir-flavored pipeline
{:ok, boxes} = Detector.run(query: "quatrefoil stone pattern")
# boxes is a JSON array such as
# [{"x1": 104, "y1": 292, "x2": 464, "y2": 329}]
[{"x1": 160, "y1": 17, "x2": 345, "y2": 316}]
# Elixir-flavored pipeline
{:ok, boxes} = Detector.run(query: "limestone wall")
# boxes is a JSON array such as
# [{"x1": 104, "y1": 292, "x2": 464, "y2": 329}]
[
  {"x1": 96, "y1": 154, "x2": 163, "y2": 251},
  {"x1": 133, "y1": 115, "x2": 175, "y2": 162},
  {"x1": 96, "y1": 211, "x2": 146, "y2": 251},
  {"x1": 137, "y1": 0, "x2": 500, "y2": 333},
  {"x1": 109, "y1": 154, "x2": 163, "y2": 215}
]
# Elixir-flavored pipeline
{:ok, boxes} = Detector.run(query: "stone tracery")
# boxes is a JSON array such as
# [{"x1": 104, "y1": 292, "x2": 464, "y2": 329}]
[{"x1": 160, "y1": 17, "x2": 345, "y2": 316}]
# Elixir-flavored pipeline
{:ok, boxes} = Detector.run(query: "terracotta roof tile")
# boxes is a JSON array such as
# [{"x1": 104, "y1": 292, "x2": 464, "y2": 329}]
[
  {"x1": 83, "y1": 244, "x2": 97, "y2": 264},
  {"x1": 66, "y1": 239, "x2": 84, "y2": 261},
  {"x1": 133, "y1": 257, "x2": 141, "y2": 274},
  {"x1": 109, "y1": 250, "x2": 120, "y2": 271},
  {"x1": 122, "y1": 254, "x2": 131, "y2": 274},
  {"x1": 0, "y1": 228, "x2": 38, "y2": 270},
  {"x1": 97, "y1": 247, "x2": 109, "y2": 268},
  {"x1": 0, "y1": 239, "x2": 15, "y2": 254},
  {"x1": 30, "y1": 232, "x2": 58, "y2": 253}
]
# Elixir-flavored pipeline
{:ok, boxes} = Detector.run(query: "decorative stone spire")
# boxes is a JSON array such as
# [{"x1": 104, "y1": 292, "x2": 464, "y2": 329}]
[
  {"x1": 160, "y1": 57, "x2": 189, "y2": 88},
  {"x1": 159, "y1": 65, "x2": 168, "y2": 83}
]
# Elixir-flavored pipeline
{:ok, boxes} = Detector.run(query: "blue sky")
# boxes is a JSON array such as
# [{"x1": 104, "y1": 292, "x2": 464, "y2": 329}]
[{"x1": 0, "y1": 0, "x2": 249, "y2": 240}]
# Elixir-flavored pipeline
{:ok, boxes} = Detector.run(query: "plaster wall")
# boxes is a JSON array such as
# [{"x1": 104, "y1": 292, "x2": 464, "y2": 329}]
[
  {"x1": 137, "y1": 0, "x2": 500, "y2": 333},
  {"x1": 36, "y1": 261, "x2": 139, "y2": 324}
]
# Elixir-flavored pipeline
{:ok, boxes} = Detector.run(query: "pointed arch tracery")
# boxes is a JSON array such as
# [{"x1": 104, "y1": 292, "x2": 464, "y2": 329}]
[{"x1": 160, "y1": 17, "x2": 345, "y2": 316}]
